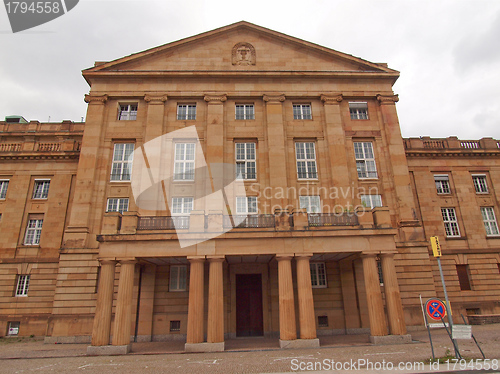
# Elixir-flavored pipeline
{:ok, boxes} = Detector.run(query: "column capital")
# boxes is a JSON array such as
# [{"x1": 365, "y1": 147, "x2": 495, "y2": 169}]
[
  {"x1": 84, "y1": 94, "x2": 108, "y2": 104},
  {"x1": 376, "y1": 94, "x2": 399, "y2": 105},
  {"x1": 378, "y1": 252, "x2": 397, "y2": 258},
  {"x1": 360, "y1": 252, "x2": 378, "y2": 259},
  {"x1": 276, "y1": 254, "x2": 294, "y2": 261},
  {"x1": 263, "y1": 94, "x2": 285, "y2": 103},
  {"x1": 207, "y1": 256, "x2": 225, "y2": 263},
  {"x1": 117, "y1": 258, "x2": 137, "y2": 265},
  {"x1": 144, "y1": 93, "x2": 167, "y2": 104},
  {"x1": 98, "y1": 259, "x2": 117, "y2": 266},
  {"x1": 204, "y1": 94, "x2": 227, "y2": 103},
  {"x1": 295, "y1": 253, "x2": 313, "y2": 259},
  {"x1": 321, "y1": 94, "x2": 343, "y2": 104},
  {"x1": 187, "y1": 256, "x2": 206, "y2": 264}
]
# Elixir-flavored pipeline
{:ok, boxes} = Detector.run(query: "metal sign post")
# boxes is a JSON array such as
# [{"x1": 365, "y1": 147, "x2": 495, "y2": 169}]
[
  {"x1": 430, "y1": 236, "x2": 460, "y2": 359},
  {"x1": 420, "y1": 294, "x2": 435, "y2": 360}
]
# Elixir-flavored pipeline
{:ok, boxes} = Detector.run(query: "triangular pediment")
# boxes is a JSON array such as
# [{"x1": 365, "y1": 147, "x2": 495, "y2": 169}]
[{"x1": 84, "y1": 21, "x2": 397, "y2": 79}]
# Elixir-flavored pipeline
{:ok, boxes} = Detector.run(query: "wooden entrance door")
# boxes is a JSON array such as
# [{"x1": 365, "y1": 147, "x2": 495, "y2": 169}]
[{"x1": 236, "y1": 274, "x2": 264, "y2": 337}]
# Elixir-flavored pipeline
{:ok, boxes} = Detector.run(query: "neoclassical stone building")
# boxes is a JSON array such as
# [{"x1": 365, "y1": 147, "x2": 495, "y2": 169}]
[{"x1": 0, "y1": 22, "x2": 499, "y2": 353}]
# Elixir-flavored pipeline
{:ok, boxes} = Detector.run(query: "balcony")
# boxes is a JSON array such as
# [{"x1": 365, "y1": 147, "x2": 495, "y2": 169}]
[
  {"x1": 404, "y1": 136, "x2": 500, "y2": 152},
  {"x1": 308, "y1": 213, "x2": 358, "y2": 227},
  {"x1": 137, "y1": 216, "x2": 189, "y2": 230},
  {"x1": 222, "y1": 214, "x2": 275, "y2": 229}
]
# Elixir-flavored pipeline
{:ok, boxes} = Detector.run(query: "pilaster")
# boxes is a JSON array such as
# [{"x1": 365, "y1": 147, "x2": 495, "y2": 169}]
[
  {"x1": 64, "y1": 94, "x2": 108, "y2": 248},
  {"x1": 144, "y1": 94, "x2": 167, "y2": 142},
  {"x1": 264, "y1": 94, "x2": 288, "y2": 210},
  {"x1": 321, "y1": 94, "x2": 350, "y2": 206}
]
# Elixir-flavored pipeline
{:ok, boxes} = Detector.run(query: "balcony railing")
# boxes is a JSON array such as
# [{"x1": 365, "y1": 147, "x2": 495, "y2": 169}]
[
  {"x1": 308, "y1": 213, "x2": 359, "y2": 227},
  {"x1": 223, "y1": 214, "x2": 275, "y2": 229},
  {"x1": 137, "y1": 216, "x2": 189, "y2": 230}
]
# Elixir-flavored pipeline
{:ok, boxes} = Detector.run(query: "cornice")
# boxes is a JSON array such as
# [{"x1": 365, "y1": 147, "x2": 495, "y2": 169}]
[
  {"x1": 144, "y1": 93, "x2": 167, "y2": 104},
  {"x1": 0, "y1": 153, "x2": 80, "y2": 161},
  {"x1": 263, "y1": 94, "x2": 285, "y2": 103},
  {"x1": 377, "y1": 94, "x2": 399, "y2": 105},
  {"x1": 84, "y1": 94, "x2": 108, "y2": 104},
  {"x1": 405, "y1": 150, "x2": 500, "y2": 158},
  {"x1": 204, "y1": 94, "x2": 227, "y2": 103},
  {"x1": 321, "y1": 94, "x2": 343, "y2": 104}
]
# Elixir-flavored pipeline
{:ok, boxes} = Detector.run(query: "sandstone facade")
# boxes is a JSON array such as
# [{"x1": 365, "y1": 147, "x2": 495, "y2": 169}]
[{"x1": 0, "y1": 22, "x2": 498, "y2": 350}]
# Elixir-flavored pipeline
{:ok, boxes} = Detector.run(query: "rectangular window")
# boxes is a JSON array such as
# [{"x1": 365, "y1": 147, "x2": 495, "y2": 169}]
[
  {"x1": 177, "y1": 104, "x2": 196, "y2": 120},
  {"x1": 0, "y1": 180, "x2": 9, "y2": 199},
  {"x1": 299, "y1": 196, "x2": 321, "y2": 213},
  {"x1": 235, "y1": 104, "x2": 255, "y2": 120},
  {"x1": 236, "y1": 196, "x2": 257, "y2": 214},
  {"x1": 7, "y1": 321, "x2": 20, "y2": 336},
  {"x1": 15, "y1": 275, "x2": 30, "y2": 296},
  {"x1": 170, "y1": 320, "x2": 181, "y2": 332},
  {"x1": 24, "y1": 218, "x2": 43, "y2": 245},
  {"x1": 349, "y1": 102, "x2": 369, "y2": 120},
  {"x1": 354, "y1": 142, "x2": 377, "y2": 178},
  {"x1": 111, "y1": 143, "x2": 134, "y2": 181},
  {"x1": 235, "y1": 143, "x2": 256, "y2": 180},
  {"x1": 456, "y1": 264, "x2": 472, "y2": 291},
  {"x1": 295, "y1": 142, "x2": 318, "y2": 179},
  {"x1": 32, "y1": 180, "x2": 50, "y2": 199},
  {"x1": 318, "y1": 316, "x2": 328, "y2": 327},
  {"x1": 441, "y1": 207, "x2": 460, "y2": 237},
  {"x1": 174, "y1": 143, "x2": 195, "y2": 181},
  {"x1": 310, "y1": 262, "x2": 327, "y2": 288},
  {"x1": 481, "y1": 207, "x2": 499, "y2": 236},
  {"x1": 377, "y1": 259, "x2": 384, "y2": 285},
  {"x1": 118, "y1": 104, "x2": 138, "y2": 120},
  {"x1": 169, "y1": 265, "x2": 187, "y2": 291},
  {"x1": 106, "y1": 198, "x2": 129, "y2": 214},
  {"x1": 472, "y1": 175, "x2": 488, "y2": 193},
  {"x1": 361, "y1": 194, "x2": 383, "y2": 209},
  {"x1": 434, "y1": 175, "x2": 451, "y2": 194},
  {"x1": 293, "y1": 104, "x2": 312, "y2": 120},
  {"x1": 171, "y1": 197, "x2": 194, "y2": 215}
]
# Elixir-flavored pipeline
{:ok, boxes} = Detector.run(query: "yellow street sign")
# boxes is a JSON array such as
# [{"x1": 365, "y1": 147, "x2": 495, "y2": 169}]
[{"x1": 430, "y1": 236, "x2": 441, "y2": 257}]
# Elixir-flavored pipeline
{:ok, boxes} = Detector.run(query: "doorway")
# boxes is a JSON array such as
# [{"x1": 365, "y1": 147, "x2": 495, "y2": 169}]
[{"x1": 236, "y1": 274, "x2": 264, "y2": 337}]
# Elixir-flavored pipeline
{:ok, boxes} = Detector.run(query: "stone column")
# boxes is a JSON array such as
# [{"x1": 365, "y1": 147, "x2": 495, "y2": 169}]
[
  {"x1": 207, "y1": 256, "x2": 225, "y2": 348},
  {"x1": 277, "y1": 255, "x2": 296, "y2": 343},
  {"x1": 380, "y1": 253, "x2": 407, "y2": 335},
  {"x1": 361, "y1": 254, "x2": 388, "y2": 337},
  {"x1": 295, "y1": 255, "x2": 318, "y2": 344},
  {"x1": 263, "y1": 94, "x2": 288, "y2": 210},
  {"x1": 112, "y1": 259, "x2": 137, "y2": 348},
  {"x1": 64, "y1": 94, "x2": 108, "y2": 248},
  {"x1": 90, "y1": 259, "x2": 116, "y2": 346},
  {"x1": 186, "y1": 257, "x2": 205, "y2": 345}
]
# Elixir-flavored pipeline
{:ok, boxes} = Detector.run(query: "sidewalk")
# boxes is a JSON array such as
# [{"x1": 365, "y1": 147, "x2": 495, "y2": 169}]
[{"x1": 0, "y1": 324, "x2": 498, "y2": 362}]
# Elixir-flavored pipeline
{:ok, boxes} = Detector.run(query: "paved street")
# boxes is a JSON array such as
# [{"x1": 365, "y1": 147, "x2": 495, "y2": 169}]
[{"x1": 0, "y1": 324, "x2": 498, "y2": 373}]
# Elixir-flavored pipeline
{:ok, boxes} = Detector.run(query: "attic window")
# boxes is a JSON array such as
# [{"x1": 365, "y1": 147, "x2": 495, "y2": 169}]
[
  {"x1": 118, "y1": 104, "x2": 138, "y2": 121},
  {"x1": 349, "y1": 102, "x2": 368, "y2": 120}
]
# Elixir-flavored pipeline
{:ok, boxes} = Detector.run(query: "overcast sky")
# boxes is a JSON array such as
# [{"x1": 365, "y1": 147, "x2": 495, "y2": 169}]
[{"x1": 1, "y1": 0, "x2": 500, "y2": 139}]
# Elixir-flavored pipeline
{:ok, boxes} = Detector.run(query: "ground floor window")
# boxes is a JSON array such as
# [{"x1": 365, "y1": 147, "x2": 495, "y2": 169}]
[
  {"x1": 169, "y1": 265, "x2": 187, "y2": 291},
  {"x1": 310, "y1": 262, "x2": 327, "y2": 288}
]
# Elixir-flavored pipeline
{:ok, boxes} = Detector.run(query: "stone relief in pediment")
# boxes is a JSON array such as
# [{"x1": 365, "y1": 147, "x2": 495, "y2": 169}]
[{"x1": 232, "y1": 42, "x2": 256, "y2": 66}]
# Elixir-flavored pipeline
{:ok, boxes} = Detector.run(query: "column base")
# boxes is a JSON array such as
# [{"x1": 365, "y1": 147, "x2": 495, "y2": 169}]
[
  {"x1": 279, "y1": 338, "x2": 320, "y2": 349},
  {"x1": 87, "y1": 344, "x2": 131, "y2": 356},
  {"x1": 184, "y1": 342, "x2": 225, "y2": 353},
  {"x1": 370, "y1": 334, "x2": 412, "y2": 345}
]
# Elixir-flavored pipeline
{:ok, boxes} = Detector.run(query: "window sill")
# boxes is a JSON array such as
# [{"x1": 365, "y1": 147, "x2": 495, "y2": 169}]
[
  {"x1": 445, "y1": 236, "x2": 466, "y2": 240},
  {"x1": 32, "y1": 198, "x2": 48, "y2": 201},
  {"x1": 358, "y1": 178, "x2": 379, "y2": 181},
  {"x1": 110, "y1": 180, "x2": 131, "y2": 183},
  {"x1": 486, "y1": 235, "x2": 500, "y2": 239}
]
